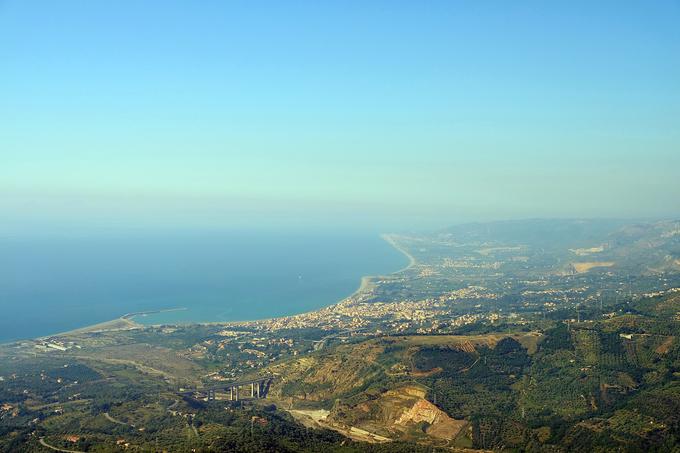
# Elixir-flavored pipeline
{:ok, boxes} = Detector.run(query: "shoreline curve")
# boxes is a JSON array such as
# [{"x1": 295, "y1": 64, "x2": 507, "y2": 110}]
[{"x1": 18, "y1": 233, "x2": 414, "y2": 340}]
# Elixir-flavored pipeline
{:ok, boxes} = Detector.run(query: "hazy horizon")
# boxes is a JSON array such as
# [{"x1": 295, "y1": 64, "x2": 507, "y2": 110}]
[
  {"x1": 2, "y1": 4, "x2": 680, "y2": 450},
  {"x1": 2, "y1": 1, "x2": 680, "y2": 232}
]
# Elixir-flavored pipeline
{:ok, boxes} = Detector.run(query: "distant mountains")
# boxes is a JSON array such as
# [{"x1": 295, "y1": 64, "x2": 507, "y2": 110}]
[{"x1": 440, "y1": 218, "x2": 680, "y2": 274}]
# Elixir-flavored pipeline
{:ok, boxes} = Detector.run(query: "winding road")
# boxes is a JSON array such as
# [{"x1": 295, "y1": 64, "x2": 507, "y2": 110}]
[{"x1": 39, "y1": 437, "x2": 85, "y2": 453}]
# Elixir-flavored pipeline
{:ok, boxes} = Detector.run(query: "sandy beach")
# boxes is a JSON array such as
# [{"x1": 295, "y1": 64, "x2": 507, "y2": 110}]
[
  {"x1": 28, "y1": 234, "x2": 414, "y2": 339},
  {"x1": 381, "y1": 233, "x2": 417, "y2": 272}
]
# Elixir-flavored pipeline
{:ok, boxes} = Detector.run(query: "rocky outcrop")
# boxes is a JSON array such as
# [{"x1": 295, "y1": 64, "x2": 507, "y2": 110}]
[
  {"x1": 327, "y1": 385, "x2": 467, "y2": 443},
  {"x1": 395, "y1": 398, "x2": 467, "y2": 440}
]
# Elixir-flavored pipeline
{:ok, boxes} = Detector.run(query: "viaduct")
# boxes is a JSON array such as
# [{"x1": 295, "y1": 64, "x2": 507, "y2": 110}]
[{"x1": 179, "y1": 375, "x2": 273, "y2": 402}]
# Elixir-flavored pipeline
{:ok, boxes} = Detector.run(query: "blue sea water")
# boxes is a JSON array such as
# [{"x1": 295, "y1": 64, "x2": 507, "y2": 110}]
[{"x1": 0, "y1": 230, "x2": 407, "y2": 342}]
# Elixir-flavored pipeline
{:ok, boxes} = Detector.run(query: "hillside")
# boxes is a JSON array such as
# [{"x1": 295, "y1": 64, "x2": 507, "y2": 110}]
[
  {"x1": 263, "y1": 291, "x2": 680, "y2": 451},
  {"x1": 2, "y1": 219, "x2": 680, "y2": 452}
]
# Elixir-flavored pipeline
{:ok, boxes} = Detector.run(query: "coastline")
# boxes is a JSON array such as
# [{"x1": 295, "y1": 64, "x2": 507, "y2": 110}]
[
  {"x1": 34, "y1": 317, "x2": 141, "y2": 341},
  {"x1": 341, "y1": 234, "x2": 416, "y2": 301},
  {"x1": 122, "y1": 307, "x2": 188, "y2": 320},
  {"x1": 380, "y1": 233, "x2": 417, "y2": 273},
  {"x1": 236, "y1": 233, "x2": 416, "y2": 325},
  {"x1": 20, "y1": 234, "x2": 415, "y2": 340}
]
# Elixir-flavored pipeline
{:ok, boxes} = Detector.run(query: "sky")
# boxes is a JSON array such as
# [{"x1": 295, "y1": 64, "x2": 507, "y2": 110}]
[{"x1": 1, "y1": 1, "x2": 679, "y2": 233}]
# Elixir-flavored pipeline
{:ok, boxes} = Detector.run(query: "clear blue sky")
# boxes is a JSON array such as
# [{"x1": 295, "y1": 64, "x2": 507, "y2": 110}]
[{"x1": 1, "y1": 1, "x2": 679, "y2": 232}]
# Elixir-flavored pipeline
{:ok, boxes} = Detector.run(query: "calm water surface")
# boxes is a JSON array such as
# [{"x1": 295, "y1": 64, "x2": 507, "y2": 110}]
[{"x1": 0, "y1": 230, "x2": 407, "y2": 342}]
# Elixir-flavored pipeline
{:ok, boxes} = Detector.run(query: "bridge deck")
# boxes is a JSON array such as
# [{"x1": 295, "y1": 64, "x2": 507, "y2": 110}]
[{"x1": 180, "y1": 375, "x2": 274, "y2": 394}]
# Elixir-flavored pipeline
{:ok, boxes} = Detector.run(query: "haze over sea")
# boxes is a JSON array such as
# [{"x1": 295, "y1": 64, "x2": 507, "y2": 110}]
[{"x1": 0, "y1": 230, "x2": 407, "y2": 343}]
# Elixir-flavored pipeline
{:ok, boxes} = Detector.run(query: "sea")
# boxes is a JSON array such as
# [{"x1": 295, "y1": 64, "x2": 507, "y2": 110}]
[{"x1": 0, "y1": 230, "x2": 408, "y2": 343}]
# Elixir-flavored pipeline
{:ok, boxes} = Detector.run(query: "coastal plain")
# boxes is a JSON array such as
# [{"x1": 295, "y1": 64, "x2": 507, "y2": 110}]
[{"x1": 2, "y1": 219, "x2": 680, "y2": 452}]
